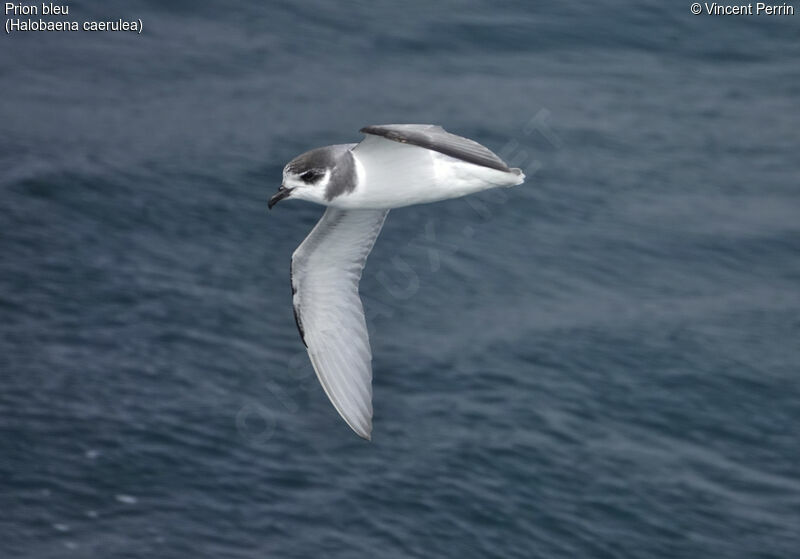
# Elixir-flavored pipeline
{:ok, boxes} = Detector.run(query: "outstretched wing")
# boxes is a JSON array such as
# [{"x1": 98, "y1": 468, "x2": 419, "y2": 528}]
[
  {"x1": 291, "y1": 208, "x2": 389, "y2": 440},
  {"x1": 360, "y1": 124, "x2": 511, "y2": 172}
]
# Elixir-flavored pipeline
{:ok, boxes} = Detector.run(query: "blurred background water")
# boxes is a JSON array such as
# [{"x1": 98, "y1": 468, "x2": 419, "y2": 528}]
[{"x1": 2, "y1": 1, "x2": 799, "y2": 557}]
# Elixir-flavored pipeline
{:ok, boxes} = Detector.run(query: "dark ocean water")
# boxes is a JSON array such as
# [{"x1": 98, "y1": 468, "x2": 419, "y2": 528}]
[{"x1": 2, "y1": 1, "x2": 799, "y2": 557}]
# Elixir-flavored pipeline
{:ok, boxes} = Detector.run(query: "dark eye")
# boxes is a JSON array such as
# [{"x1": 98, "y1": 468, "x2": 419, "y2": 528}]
[{"x1": 300, "y1": 170, "x2": 321, "y2": 182}]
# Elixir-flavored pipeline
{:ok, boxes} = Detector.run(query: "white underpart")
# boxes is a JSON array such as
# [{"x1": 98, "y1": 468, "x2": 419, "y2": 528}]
[{"x1": 328, "y1": 135, "x2": 523, "y2": 210}]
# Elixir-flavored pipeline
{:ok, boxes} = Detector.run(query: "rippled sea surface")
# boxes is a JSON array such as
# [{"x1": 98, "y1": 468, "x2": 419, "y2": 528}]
[{"x1": 2, "y1": 1, "x2": 799, "y2": 557}]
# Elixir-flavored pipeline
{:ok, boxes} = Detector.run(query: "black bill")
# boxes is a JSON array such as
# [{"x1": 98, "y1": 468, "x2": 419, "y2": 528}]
[{"x1": 268, "y1": 186, "x2": 292, "y2": 209}]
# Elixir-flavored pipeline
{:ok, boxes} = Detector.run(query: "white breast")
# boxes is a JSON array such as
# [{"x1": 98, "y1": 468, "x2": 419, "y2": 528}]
[{"x1": 331, "y1": 135, "x2": 522, "y2": 210}]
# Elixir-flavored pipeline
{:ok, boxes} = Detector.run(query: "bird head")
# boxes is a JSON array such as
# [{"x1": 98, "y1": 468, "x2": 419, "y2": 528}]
[{"x1": 269, "y1": 145, "x2": 353, "y2": 209}]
